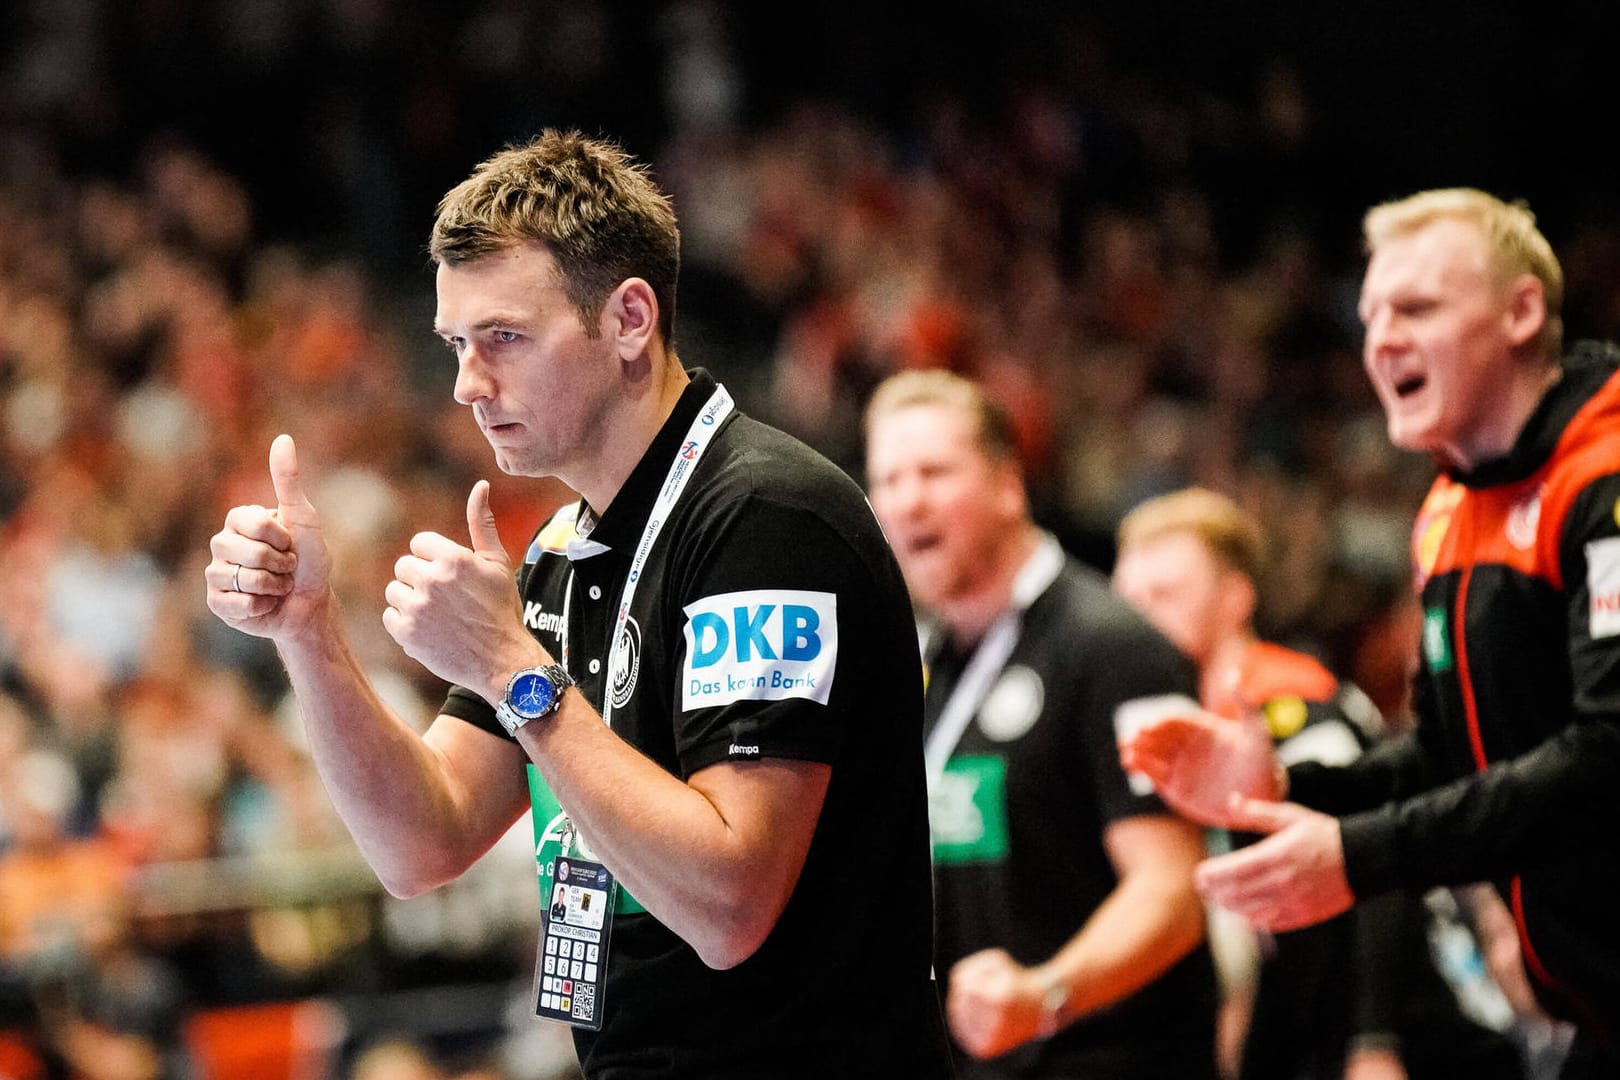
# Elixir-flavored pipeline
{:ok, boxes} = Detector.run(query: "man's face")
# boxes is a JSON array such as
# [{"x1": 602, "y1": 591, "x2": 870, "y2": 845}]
[
  {"x1": 866, "y1": 403, "x2": 1020, "y2": 612},
  {"x1": 1112, "y1": 530, "x2": 1230, "y2": 668},
  {"x1": 1358, "y1": 218, "x2": 1530, "y2": 469},
  {"x1": 435, "y1": 242, "x2": 617, "y2": 479}
]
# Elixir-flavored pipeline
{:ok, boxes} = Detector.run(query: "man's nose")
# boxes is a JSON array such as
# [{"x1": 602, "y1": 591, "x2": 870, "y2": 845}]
[
  {"x1": 454, "y1": 348, "x2": 492, "y2": 405},
  {"x1": 1362, "y1": 309, "x2": 1405, "y2": 357}
]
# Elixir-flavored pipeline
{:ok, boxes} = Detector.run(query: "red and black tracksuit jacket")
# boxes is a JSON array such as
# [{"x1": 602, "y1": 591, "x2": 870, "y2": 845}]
[{"x1": 1290, "y1": 341, "x2": 1620, "y2": 1042}]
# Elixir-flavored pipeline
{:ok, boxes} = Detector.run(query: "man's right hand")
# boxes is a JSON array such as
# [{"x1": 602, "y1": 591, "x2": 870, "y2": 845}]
[
  {"x1": 206, "y1": 434, "x2": 334, "y2": 643},
  {"x1": 1119, "y1": 707, "x2": 1284, "y2": 827}
]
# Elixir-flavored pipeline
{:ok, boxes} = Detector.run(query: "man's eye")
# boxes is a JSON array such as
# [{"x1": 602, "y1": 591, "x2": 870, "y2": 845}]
[{"x1": 495, "y1": 330, "x2": 519, "y2": 344}]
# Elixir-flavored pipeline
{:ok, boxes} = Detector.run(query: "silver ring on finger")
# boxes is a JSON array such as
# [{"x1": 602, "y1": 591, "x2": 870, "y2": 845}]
[{"x1": 232, "y1": 563, "x2": 242, "y2": 593}]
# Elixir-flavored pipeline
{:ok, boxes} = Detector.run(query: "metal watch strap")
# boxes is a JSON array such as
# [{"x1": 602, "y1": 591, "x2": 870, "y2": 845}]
[{"x1": 495, "y1": 663, "x2": 575, "y2": 735}]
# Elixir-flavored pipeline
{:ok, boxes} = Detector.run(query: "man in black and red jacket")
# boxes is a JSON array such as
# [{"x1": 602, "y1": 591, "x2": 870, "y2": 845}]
[
  {"x1": 1114, "y1": 486, "x2": 1528, "y2": 1080},
  {"x1": 1122, "y1": 187, "x2": 1620, "y2": 1078}
]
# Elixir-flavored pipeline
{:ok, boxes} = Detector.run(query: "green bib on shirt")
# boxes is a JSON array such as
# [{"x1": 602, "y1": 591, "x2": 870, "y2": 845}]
[
  {"x1": 528, "y1": 764, "x2": 646, "y2": 914},
  {"x1": 929, "y1": 754, "x2": 1010, "y2": 864}
]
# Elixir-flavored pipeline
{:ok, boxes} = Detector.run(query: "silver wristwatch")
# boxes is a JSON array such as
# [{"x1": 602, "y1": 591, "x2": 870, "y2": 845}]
[{"x1": 494, "y1": 663, "x2": 576, "y2": 735}]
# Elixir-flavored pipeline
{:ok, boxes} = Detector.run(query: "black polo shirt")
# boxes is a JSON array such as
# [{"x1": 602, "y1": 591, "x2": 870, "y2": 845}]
[
  {"x1": 442, "y1": 369, "x2": 949, "y2": 1078},
  {"x1": 923, "y1": 554, "x2": 1218, "y2": 1077}
]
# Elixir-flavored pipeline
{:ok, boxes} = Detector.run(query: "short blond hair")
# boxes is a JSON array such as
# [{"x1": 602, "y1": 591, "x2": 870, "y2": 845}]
[
  {"x1": 1363, "y1": 187, "x2": 1563, "y2": 360},
  {"x1": 864, "y1": 370, "x2": 1019, "y2": 464},
  {"x1": 1116, "y1": 487, "x2": 1265, "y2": 585}
]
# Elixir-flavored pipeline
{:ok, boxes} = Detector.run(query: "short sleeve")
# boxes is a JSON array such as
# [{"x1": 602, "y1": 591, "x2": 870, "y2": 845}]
[
  {"x1": 1073, "y1": 593, "x2": 1201, "y2": 825},
  {"x1": 663, "y1": 493, "x2": 901, "y2": 776}
]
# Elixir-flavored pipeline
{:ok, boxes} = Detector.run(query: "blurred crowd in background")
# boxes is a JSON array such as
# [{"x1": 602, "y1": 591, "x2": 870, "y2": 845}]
[{"x1": 5, "y1": 1, "x2": 1620, "y2": 1077}]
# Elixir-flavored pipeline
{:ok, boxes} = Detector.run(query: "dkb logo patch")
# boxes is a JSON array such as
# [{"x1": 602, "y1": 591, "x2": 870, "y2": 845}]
[{"x1": 681, "y1": 589, "x2": 838, "y2": 710}]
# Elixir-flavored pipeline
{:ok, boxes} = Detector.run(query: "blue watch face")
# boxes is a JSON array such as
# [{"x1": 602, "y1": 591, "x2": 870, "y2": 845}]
[{"x1": 510, "y1": 671, "x2": 557, "y2": 719}]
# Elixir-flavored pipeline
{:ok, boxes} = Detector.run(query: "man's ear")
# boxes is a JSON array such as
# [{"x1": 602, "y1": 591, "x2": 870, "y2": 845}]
[
  {"x1": 1502, "y1": 272, "x2": 1547, "y2": 351},
  {"x1": 993, "y1": 457, "x2": 1028, "y2": 522},
  {"x1": 605, "y1": 277, "x2": 659, "y2": 361}
]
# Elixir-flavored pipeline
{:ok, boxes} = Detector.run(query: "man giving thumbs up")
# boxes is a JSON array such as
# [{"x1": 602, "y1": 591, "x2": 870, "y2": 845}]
[{"x1": 205, "y1": 130, "x2": 950, "y2": 1080}]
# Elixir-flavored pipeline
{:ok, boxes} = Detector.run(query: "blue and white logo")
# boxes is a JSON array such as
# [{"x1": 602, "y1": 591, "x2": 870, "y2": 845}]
[{"x1": 681, "y1": 589, "x2": 838, "y2": 709}]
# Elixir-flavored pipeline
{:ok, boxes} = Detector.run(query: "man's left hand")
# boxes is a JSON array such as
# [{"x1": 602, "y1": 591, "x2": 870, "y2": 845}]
[
  {"x1": 382, "y1": 480, "x2": 540, "y2": 695},
  {"x1": 1195, "y1": 799, "x2": 1353, "y2": 932}
]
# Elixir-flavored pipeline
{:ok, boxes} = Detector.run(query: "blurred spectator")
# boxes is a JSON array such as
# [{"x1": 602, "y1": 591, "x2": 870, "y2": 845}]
[
  {"x1": 0, "y1": 746, "x2": 192, "y2": 1079},
  {"x1": 0, "y1": 749, "x2": 124, "y2": 972}
]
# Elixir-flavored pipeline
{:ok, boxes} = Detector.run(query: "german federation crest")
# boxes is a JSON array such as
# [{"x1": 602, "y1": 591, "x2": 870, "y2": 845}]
[{"x1": 609, "y1": 616, "x2": 642, "y2": 710}]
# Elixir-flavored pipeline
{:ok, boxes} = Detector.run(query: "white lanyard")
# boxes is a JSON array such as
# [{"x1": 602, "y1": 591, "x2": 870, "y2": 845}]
[
  {"x1": 559, "y1": 384, "x2": 734, "y2": 728},
  {"x1": 922, "y1": 532, "x2": 1065, "y2": 786}
]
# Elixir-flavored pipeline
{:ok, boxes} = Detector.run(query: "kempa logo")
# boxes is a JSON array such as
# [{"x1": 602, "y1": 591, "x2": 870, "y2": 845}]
[
  {"x1": 728, "y1": 743, "x2": 760, "y2": 756},
  {"x1": 524, "y1": 602, "x2": 565, "y2": 636}
]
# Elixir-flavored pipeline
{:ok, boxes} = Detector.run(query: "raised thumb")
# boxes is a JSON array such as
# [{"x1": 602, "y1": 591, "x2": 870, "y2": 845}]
[
  {"x1": 268, "y1": 434, "x2": 313, "y2": 518},
  {"x1": 466, "y1": 480, "x2": 509, "y2": 563}
]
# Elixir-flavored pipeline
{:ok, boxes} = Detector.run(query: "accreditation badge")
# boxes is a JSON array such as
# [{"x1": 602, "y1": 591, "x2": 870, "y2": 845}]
[
  {"x1": 529, "y1": 765, "x2": 643, "y2": 911},
  {"x1": 535, "y1": 853, "x2": 617, "y2": 1030}
]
